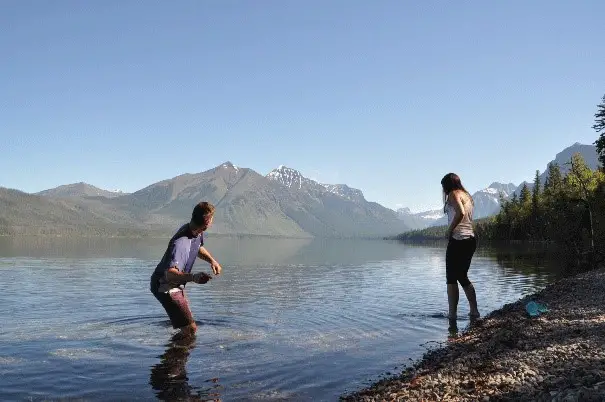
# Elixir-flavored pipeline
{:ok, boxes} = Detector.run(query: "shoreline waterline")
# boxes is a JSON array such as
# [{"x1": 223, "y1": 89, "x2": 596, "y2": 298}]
[{"x1": 342, "y1": 265, "x2": 605, "y2": 401}]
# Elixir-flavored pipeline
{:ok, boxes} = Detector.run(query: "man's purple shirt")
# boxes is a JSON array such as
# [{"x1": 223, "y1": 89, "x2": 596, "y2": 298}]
[{"x1": 150, "y1": 223, "x2": 203, "y2": 293}]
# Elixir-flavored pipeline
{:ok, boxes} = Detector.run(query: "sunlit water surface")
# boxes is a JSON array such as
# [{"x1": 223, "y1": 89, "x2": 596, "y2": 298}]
[{"x1": 0, "y1": 237, "x2": 560, "y2": 401}]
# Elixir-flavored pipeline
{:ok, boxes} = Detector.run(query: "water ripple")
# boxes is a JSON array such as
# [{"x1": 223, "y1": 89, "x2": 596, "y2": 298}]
[{"x1": 0, "y1": 240, "x2": 560, "y2": 401}]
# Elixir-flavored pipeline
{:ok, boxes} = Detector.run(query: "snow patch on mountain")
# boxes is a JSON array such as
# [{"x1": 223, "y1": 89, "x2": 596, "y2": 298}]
[
  {"x1": 321, "y1": 184, "x2": 365, "y2": 202},
  {"x1": 267, "y1": 166, "x2": 366, "y2": 203},
  {"x1": 420, "y1": 210, "x2": 445, "y2": 220},
  {"x1": 220, "y1": 161, "x2": 239, "y2": 173},
  {"x1": 266, "y1": 165, "x2": 314, "y2": 190}
]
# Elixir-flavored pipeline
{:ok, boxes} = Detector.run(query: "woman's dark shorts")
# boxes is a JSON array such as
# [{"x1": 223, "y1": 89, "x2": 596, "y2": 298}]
[{"x1": 446, "y1": 236, "x2": 477, "y2": 286}]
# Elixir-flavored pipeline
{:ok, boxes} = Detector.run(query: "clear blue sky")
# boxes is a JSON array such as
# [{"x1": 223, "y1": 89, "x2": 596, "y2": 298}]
[{"x1": 1, "y1": 1, "x2": 603, "y2": 212}]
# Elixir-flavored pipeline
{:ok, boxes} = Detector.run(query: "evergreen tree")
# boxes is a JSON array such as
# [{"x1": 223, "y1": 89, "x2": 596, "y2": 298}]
[
  {"x1": 544, "y1": 162, "x2": 563, "y2": 215},
  {"x1": 567, "y1": 153, "x2": 598, "y2": 198},
  {"x1": 547, "y1": 163, "x2": 563, "y2": 191},
  {"x1": 511, "y1": 192, "x2": 518, "y2": 206},
  {"x1": 531, "y1": 170, "x2": 542, "y2": 239},
  {"x1": 519, "y1": 183, "x2": 530, "y2": 205},
  {"x1": 593, "y1": 94, "x2": 605, "y2": 166},
  {"x1": 532, "y1": 170, "x2": 541, "y2": 209},
  {"x1": 566, "y1": 153, "x2": 602, "y2": 264}
]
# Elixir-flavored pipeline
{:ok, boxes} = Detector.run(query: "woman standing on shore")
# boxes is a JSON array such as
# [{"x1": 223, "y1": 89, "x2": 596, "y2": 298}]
[{"x1": 441, "y1": 173, "x2": 480, "y2": 329}]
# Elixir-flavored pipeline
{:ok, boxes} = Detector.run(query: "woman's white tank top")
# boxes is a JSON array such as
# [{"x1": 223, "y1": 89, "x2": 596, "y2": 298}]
[{"x1": 446, "y1": 193, "x2": 475, "y2": 240}]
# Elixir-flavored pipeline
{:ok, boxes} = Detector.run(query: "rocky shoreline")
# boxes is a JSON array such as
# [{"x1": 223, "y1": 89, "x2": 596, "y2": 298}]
[{"x1": 342, "y1": 266, "x2": 605, "y2": 401}]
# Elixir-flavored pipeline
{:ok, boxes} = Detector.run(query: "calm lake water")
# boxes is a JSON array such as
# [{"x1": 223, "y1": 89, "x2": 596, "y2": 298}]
[{"x1": 0, "y1": 236, "x2": 561, "y2": 401}]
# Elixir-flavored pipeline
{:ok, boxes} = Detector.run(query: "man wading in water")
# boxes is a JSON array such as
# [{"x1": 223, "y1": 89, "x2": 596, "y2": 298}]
[{"x1": 150, "y1": 201, "x2": 222, "y2": 339}]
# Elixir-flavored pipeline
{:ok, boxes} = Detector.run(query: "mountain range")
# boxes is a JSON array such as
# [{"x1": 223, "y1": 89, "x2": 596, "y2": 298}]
[
  {"x1": 0, "y1": 162, "x2": 408, "y2": 238},
  {"x1": 1, "y1": 143, "x2": 599, "y2": 237}
]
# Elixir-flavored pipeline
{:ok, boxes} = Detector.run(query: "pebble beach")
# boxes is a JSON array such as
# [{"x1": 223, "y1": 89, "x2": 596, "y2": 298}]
[{"x1": 342, "y1": 266, "x2": 605, "y2": 402}]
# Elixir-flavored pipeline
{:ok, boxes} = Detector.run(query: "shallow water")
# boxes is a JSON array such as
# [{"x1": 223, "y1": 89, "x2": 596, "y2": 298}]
[{"x1": 0, "y1": 237, "x2": 559, "y2": 401}]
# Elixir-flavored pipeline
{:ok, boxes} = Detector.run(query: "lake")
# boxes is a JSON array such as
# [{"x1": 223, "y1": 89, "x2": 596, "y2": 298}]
[{"x1": 0, "y1": 236, "x2": 561, "y2": 401}]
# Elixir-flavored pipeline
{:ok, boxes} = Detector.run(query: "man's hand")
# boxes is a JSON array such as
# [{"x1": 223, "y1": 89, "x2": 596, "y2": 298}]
[
  {"x1": 192, "y1": 272, "x2": 212, "y2": 284},
  {"x1": 210, "y1": 260, "x2": 222, "y2": 275}
]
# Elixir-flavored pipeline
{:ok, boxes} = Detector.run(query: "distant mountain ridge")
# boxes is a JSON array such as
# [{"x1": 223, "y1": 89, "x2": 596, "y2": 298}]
[
  {"x1": 8, "y1": 142, "x2": 598, "y2": 237},
  {"x1": 36, "y1": 182, "x2": 127, "y2": 198},
  {"x1": 14, "y1": 162, "x2": 408, "y2": 238},
  {"x1": 0, "y1": 187, "x2": 145, "y2": 236}
]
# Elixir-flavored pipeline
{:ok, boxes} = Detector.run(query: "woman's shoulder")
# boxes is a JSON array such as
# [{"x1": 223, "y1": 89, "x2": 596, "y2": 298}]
[
  {"x1": 450, "y1": 190, "x2": 472, "y2": 204},
  {"x1": 450, "y1": 189, "x2": 464, "y2": 200}
]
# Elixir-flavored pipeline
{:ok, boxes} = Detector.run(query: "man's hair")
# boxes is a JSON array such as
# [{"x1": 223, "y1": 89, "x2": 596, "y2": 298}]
[{"x1": 191, "y1": 201, "x2": 215, "y2": 226}]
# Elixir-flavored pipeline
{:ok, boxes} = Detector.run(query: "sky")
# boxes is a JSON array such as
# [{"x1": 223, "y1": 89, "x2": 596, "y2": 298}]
[{"x1": 1, "y1": 1, "x2": 604, "y2": 212}]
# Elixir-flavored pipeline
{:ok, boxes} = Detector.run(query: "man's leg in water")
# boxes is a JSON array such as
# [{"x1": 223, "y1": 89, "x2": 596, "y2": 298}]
[
  {"x1": 150, "y1": 333, "x2": 197, "y2": 399},
  {"x1": 154, "y1": 289, "x2": 197, "y2": 339},
  {"x1": 168, "y1": 289, "x2": 197, "y2": 339},
  {"x1": 173, "y1": 322, "x2": 197, "y2": 341}
]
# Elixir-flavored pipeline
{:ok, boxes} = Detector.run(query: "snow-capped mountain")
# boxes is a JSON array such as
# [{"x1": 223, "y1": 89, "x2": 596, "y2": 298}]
[
  {"x1": 486, "y1": 182, "x2": 517, "y2": 196},
  {"x1": 472, "y1": 182, "x2": 516, "y2": 219},
  {"x1": 397, "y1": 208, "x2": 444, "y2": 230},
  {"x1": 266, "y1": 165, "x2": 367, "y2": 203},
  {"x1": 321, "y1": 184, "x2": 365, "y2": 203},
  {"x1": 265, "y1": 165, "x2": 408, "y2": 236},
  {"x1": 266, "y1": 165, "x2": 319, "y2": 191}
]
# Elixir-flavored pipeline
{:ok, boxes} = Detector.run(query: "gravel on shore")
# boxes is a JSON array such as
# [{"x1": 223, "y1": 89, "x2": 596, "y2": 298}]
[{"x1": 342, "y1": 266, "x2": 605, "y2": 402}]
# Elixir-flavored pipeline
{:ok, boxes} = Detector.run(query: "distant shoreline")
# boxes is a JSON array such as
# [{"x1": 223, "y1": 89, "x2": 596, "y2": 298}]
[{"x1": 0, "y1": 232, "x2": 390, "y2": 241}]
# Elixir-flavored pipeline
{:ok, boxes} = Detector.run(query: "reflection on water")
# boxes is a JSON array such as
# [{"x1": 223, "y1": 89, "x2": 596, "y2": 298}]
[
  {"x1": 0, "y1": 236, "x2": 432, "y2": 266},
  {"x1": 150, "y1": 336, "x2": 198, "y2": 401},
  {"x1": 150, "y1": 335, "x2": 222, "y2": 402},
  {"x1": 0, "y1": 236, "x2": 565, "y2": 401}
]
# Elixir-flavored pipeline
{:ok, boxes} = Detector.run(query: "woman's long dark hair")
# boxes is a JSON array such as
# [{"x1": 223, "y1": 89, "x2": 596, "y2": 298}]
[{"x1": 441, "y1": 173, "x2": 473, "y2": 213}]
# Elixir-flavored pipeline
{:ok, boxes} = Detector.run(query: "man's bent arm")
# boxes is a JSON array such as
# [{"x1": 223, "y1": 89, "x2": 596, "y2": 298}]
[
  {"x1": 199, "y1": 246, "x2": 222, "y2": 275},
  {"x1": 198, "y1": 246, "x2": 217, "y2": 264},
  {"x1": 165, "y1": 267, "x2": 194, "y2": 284}
]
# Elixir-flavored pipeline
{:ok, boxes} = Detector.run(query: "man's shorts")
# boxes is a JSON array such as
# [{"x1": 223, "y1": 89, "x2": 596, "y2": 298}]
[{"x1": 152, "y1": 288, "x2": 195, "y2": 329}]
